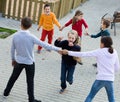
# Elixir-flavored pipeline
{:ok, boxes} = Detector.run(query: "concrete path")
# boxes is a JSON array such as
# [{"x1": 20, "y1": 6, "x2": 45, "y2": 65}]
[{"x1": 0, "y1": 0, "x2": 120, "y2": 102}]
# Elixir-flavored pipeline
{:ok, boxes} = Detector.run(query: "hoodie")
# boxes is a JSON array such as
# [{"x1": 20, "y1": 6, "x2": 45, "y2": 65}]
[{"x1": 68, "y1": 48, "x2": 120, "y2": 81}]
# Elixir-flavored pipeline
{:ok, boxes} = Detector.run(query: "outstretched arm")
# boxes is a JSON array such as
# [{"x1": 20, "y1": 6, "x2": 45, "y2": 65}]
[
  {"x1": 62, "y1": 49, "x2": 99, "y2": 58},
  {"x1": 32, "y1": 35, "x2": 61, "y2": 52}
]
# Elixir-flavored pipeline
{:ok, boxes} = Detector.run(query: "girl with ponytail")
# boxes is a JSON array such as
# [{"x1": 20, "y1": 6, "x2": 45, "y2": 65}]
[
  {"x1": 60, "y1": 10, "x2": 88, "y2": 44},
  {"x1": 60, "y1": 10, "x2": 88, "y2": 65},
  {"x1": 61, "y1": 36, "x2": 120, "y2": 102}
]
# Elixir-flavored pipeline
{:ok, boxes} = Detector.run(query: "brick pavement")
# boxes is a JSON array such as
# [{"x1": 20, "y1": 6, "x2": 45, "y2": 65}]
[{"x1": 0, "y1": 0, "x2": 120, "y2": 102}]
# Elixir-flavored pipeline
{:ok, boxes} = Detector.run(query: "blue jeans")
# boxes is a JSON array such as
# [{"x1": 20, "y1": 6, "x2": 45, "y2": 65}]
[
  {"x1": 60, "y1": 61, "x2": 75, "y2": 89},
  {"x1": 85, "y1": 80, "x2": 115, "y2": 102}
]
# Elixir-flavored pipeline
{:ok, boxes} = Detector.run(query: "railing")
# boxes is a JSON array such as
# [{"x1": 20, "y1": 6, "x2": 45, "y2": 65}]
[{"x1": 1, "y1": 0, "x2": 88, "y2": 24}]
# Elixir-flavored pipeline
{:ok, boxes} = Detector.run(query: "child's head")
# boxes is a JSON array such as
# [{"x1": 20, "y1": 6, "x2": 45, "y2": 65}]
[
  {"x1": 44, "y1": 4, "x2": 51, "y2": 15},
  {"x1": 100, "y1": 36, "x2": 113, "y2": 53},
  {"x1": 21, "y1": 17, "x2": 32, "y2": 29},
  {"x1": 67, "y1": 30, "x2": 79, "y2": 46},
  {"x1": 75, "y1": 10, "x2": 83, "y2": 20},
  {"x1": 101, "y1": 19, "x2": 110, "y2": 30},
  {"x1": 72, "y1": 10, "x2": 83, "y2": 25}
]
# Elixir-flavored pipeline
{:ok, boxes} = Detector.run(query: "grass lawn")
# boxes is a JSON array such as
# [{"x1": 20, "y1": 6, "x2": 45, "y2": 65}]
[{"x1": 0, "y1": 27, "x2": 17, "y2": 39}]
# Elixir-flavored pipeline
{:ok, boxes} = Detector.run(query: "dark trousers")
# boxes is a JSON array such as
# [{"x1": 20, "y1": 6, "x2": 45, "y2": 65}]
[
  {"x1": 4, "y1": 62, "x2": 35, "y2": 102},
  {"x1": 60, "y1": 61, "x2": 75, "y2": 89}
]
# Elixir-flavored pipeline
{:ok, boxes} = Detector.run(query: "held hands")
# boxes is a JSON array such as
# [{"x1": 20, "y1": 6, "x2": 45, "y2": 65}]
[
  {"x1": 58, "y1": 49, "x2": 68, "y2": 55},
  {"x1": 62, "y1": 49, "x2": 68, "y2": 55},
  {"x1": 84, "y1": 32, "x2": 90, "y2": 36},
  {"x1": 84, "y1": 28, "x2": 90, "y2": 36},
  {"x1": 59, "y1": 26, "x2": 65, "y2": 31}
]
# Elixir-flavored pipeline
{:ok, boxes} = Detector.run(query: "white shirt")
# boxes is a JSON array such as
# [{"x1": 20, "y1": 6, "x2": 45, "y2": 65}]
[
  {"x1": 11, "y1": 30, "x2": 61, "y2": 65},
  {"x1": 68, "y1": 48, "x2": 120, "y2": 81}
]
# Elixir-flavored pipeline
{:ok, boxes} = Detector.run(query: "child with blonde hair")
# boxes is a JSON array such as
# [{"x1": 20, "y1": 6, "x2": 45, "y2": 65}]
[
  {"x1": 60, "y1": 10, "x2": 88, "y2": 65},
  {"x1": 62, "y1": 36, "x2": 119, "y2": 101},
  {"x1": 54, "y1": 30, "x2": 81, "y2": 94}
]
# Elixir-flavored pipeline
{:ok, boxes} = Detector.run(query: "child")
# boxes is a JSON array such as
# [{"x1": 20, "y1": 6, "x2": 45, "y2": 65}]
[
  {"x1": 37, "y1": 4, "x2": 61, "y2": 53},
  {"x1": 60, "y1": 10, "x2": 88, "y2": 44},
  {"x1": 60, "y1": 10, "x2": 88, "y2": 65},
  {"x1": 3, "y1": 17, "x2": 61, "y2": 102},
  {"x1": 54, "y1": 30, "x2": 81, "y2": 94},
  {"x1": 62, "y1": 36, "x2": 120, "y2": 102},
  {"x1": 86, "y1": 19, "x2": 110, "y2": 38},
  {"x1": 86, "y1": 19, "x2": 110, "y2": 67}
]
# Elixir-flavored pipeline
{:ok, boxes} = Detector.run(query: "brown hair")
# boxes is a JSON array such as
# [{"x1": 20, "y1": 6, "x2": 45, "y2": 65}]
[
  {"x1": 103, "y1": 19, "x2": 110, "y2": 28},
  {"x1": 21, "y1": 17, "x2": 32, "y2": 29},
  {"x1": 72, "y1": 10, "x2": 83, "y2": 25},
  {"x1": 68, "y1": 30, "x2": 80, "y2": 45},
  {"x1": 44, "y1": 4, "x2": 50, "y2": 9},
  {"x1": 101, "y1": 36, "x2": 113, "y2": 53}
]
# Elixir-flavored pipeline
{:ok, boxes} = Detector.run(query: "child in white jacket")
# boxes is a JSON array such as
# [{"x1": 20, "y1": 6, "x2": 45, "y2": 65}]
[{"x1": 61, "y1": 36, "x2": 119, "y2": 102}]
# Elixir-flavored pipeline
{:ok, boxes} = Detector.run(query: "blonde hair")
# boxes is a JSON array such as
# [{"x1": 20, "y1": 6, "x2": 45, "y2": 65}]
[
  {"x1": 68, "y1": 30, "x2": 81, "y2": 62},
  {"x1": 68, "y1": 30, "x2": 80, "y2": 45}
]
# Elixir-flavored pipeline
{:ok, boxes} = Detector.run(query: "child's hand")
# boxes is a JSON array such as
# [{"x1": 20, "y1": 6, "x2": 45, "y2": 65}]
[
  {"x1": 58, "y1": 50, "x2": 63, "y2": 55},
  {"x1": 59, "y1": 27, "x2": 63, "y2": 31},
  {"x1": 59, "y1": 26, "x2": 65, "y2": 31},
  {"x1": 57, "y1": 37, "x2": 63, "y2": 41},
  {"x1": 12, "y1": 60, "x2": 16, "y2": 67},
  {"x1": 62, "y1": 49, "x2": 68, "y2": 55},
  {"x1": 37, "y1": 27, "x2": 41, "y2": 31},
  {"x1": 84, "y1": 33, "x2": 90, "y2": 36}
]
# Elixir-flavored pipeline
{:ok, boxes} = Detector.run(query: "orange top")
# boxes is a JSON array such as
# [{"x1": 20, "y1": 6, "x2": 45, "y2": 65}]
[{"x1": 38, "y1": 12, "x2": 61, "y2": 31}]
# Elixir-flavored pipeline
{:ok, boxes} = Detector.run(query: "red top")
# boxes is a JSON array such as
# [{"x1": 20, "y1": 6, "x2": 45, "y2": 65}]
[{"x1": 65, "y1": 19, "x2": 88, "y2": 37}]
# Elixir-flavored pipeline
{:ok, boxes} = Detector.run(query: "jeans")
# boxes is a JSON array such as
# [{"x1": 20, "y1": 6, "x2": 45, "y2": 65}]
[
  {"x1": 85, "y1": 80, "x2": 115, "y2": 102},
  {"x1": 60, "y1": 61, "x2": 75, "y2": 89},
  {"x1": 4, "y1": 62, "x2": 35, "y2": 102}
]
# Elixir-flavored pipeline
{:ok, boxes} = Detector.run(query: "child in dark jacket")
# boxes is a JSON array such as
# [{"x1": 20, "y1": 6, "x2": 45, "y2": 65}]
[
  {"x1": 61, "y1": 36, "x2": 119, "y2": 102},
  {"x1": 87, "y1": 19, "x2": 110, "y2": 38},
  {"x1": 54, "y1": 30, "x2": 81, "y2": 94},
  {"x1": 86, "y1": 19, "x2": 110, "y2": 67}
]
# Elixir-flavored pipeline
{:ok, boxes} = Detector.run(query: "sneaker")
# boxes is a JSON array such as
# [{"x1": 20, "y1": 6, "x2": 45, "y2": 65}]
[
  {"x1": 46, "y1": 49, "x2": 51, "y2": 52},
  {"x1": 69, "y1": 82, "x2": 73, "y2": 85},
  {"x1": 37, "y1": 50, "x2": 41, "y2": 54},
  {"x1": 59, "y1": 89, "x2": 65, "y2": 94},
  {"x1": 92, "y1": 63, "x2": 97, "y2": 67},
  {"x1": 34, "y1": 99, "x2": 42, "y2": 102},
  {"x1": 78, "y1": 62, "x2": 83, "y2": 65},
  {"x1": 67, "y1": 80, "x2": 73, "y2": 85},
  {"x1": 2, "y1": 95, "x2": 7, "y2": 98},
  {"x1": 0, "y1": 95, "x2": 7, "y2": 102}
]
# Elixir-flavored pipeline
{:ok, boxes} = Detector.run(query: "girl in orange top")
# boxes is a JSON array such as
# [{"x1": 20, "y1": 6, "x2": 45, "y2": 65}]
[{"x1": 37, "y1": 4, "x2": 61, "y2": 53}]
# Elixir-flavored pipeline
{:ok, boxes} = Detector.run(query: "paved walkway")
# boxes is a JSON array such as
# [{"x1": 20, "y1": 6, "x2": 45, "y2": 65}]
[{"x1": 0, "y1": 0, "x2": 120, "y2": 102}]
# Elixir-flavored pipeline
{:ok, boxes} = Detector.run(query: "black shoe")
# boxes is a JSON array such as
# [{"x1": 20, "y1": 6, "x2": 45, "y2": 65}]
[
  {"x1": 69, "y1": 82, "x2": 73, "y2": 85},
  {"x1": 34, "y1": 99, "x2": 41, "y2": 102},
  {"x1": 3, "y1": 92, "x2": 9, "y2": 97},
  {"x1": 78, "y1": 62, "x2": 83, "y2": 65},
  {"x1": 92, "y1": 63, "x2": 97, "y2": 67}
]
